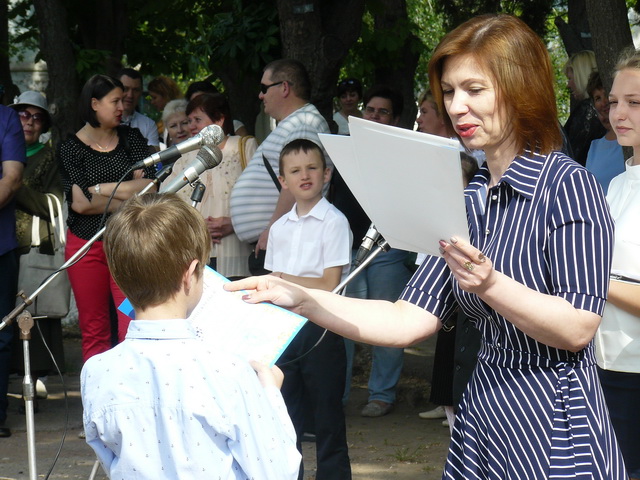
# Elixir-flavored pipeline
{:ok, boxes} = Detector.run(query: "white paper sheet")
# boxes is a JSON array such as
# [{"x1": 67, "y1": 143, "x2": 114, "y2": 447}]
[
  {"x1": 320, "y1": 116, "x2": 469, "y2": 256},
  {"x1": 119, "y1": 267, "x2": 307, "y2": 366}
]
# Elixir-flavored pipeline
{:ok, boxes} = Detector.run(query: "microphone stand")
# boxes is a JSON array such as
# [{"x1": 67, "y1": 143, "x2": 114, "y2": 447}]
[
  {"x1": 189, "y1": 180, "x2": 206, "y2": 208},
  {"x1": 283, "y1": 236, "x2": 390, "y2": 366},
  {"x1": 333, "y1": 237, "x2": 390, "y2": 295},
  {"x1": 0, "y1": 167, "x2": 171, "y2": 480}
]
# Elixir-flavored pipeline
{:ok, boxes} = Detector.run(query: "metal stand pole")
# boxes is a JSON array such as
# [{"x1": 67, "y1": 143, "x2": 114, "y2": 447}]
[
  {"x1": 0, "y1": 168, "x2": 173, "y2": 480},
  {"x1": 0, "y1": 177, "x2": 163, "y2": 332},
  {"x1": 17, "y1": 311, "x2": 37, "y2": 480},
  {"x1": 333, "y1": 238, "x2": 390, "y2": 294}
]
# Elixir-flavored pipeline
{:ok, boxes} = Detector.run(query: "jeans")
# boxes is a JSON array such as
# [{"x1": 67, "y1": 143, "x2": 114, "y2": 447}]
[
  {"x1": 0, "y1": 250, "x2": 18, "y2": 424},
  {"x1": 343, "y1": 247, "x2": 411, "y2": 404}
]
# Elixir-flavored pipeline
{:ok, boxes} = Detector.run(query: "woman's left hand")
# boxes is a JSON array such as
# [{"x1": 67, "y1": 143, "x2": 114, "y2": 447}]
[
  {"x1": 206, "y1": 216, "x2": 234, "y2": 243},
  {"x1": 439, "y1": 236, "x2": 495, "y2": 294}
]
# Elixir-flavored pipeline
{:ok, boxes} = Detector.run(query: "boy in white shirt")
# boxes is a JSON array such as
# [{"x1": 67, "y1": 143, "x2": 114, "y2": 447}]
[
  {"x1": 81, "y1": 193, "x2": 300, "y2": 479},
  {"x1": 265, "y1": 139, "x2": 352, "y2": 479}
]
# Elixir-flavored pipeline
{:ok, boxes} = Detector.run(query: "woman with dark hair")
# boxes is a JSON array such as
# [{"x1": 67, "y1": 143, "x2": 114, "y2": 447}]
[
  {"x1": 58, "y1": 74, "x2": 156, "y2": 362},
  {"x1": 162, "y1": 93, "x2": 256, "y2": 278},
  {"x1": 227, "y1": 14, "x2": 626, "y2": 479},
  {"x1": 563, "y1": 51, "x2": 606, "y2": 166},
  {"x1": 333, "y1": 78, "x2": 362, "y2": 134}
]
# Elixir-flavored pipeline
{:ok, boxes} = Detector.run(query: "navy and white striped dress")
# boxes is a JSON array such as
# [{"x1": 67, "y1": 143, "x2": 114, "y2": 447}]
[{"x1": 401, "y1": 151, "x2": 627, "y2": 479}]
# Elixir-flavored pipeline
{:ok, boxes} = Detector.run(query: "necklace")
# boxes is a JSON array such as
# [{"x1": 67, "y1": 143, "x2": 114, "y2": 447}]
[{"x1": 85, "y1": 128, "x2": 117, "y2": 151}]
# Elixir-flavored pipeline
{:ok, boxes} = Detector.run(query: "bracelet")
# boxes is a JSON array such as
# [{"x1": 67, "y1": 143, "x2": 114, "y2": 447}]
[{"x1": 95, "y1": 184, "x2": 101, "y2": 196}]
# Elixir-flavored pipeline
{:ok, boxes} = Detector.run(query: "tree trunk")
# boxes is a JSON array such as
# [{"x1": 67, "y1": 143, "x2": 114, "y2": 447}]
[
  {"x1": 76, "y1": 0, "x2": 129, "y2": 75},
  {"x1": 0, "y1": 0, "x2": 19, "y2": 104},
  {"x1": 210, "y1": 60, "x2": 263, "y2": 137},
  {"x1": 371, "y1": 0, "x2": 420, "y2": 130},
  {"x1": 33, "y1": 0, "x2": 79, "y2": 143},
  {"x1": 585, "y1": 0, "x2": 633, "y2": 94},
  {"x1": 555, "y1": 0, "x2": 592, "y2": 57},
  {"x1": 277, "y1": 0, "x2": 365, "y2": 128}
]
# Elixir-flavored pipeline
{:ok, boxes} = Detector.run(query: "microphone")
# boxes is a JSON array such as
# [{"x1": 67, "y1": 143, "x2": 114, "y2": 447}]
[
  {"x1": 132, "y1": 124, "x2": 225, "y2": 169},
  {"x1": 354, "y1": 223, "x2": 381, "y2": 267},
  {"x1": 161, "y1": 146, "x2": 223, "y2": 194}
]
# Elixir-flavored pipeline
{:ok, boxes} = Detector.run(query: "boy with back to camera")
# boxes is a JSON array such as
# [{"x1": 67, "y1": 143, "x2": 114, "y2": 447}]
[
  {"x1": 265, "y1": 139, "x2": 352, "y2": 479},
  {"x1": 80, "y1": 192, "x2": 300, "y2": 479}
]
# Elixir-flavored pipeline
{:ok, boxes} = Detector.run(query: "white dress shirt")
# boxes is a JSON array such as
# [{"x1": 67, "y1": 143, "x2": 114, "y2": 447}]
[{"x1": 265, "y1": 197, "x2": 352, "y2": 280}]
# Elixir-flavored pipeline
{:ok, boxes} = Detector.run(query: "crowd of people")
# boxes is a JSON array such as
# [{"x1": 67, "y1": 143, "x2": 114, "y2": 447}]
[{"x1": 0, "y1": 11, "x2": 638, "y2": 480}]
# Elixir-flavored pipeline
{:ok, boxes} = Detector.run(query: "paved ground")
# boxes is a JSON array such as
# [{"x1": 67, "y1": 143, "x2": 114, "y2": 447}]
[{"x1": 1, "y1": 334, "x2": 451, "y2": 480}]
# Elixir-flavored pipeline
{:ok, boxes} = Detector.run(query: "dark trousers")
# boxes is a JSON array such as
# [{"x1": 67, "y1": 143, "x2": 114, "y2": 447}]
[
  {"x1": 0, "y1": 250, "x2": 18, "y2": 424},
  {"x1": 278, "y1": 322, "x2": 352, "y2": 480}
]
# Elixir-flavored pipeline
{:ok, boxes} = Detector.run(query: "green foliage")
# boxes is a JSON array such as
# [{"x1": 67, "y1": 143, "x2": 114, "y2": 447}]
[
  {"x1": 193, "y1": 0, "x2": 280, "y2": 76},
  {"x1": 7, "y1": 1, "x2": 39, "y2": 63},
  {"x1": 340, "y1": 0, "x2": 444, "y2": 96},
  {"x1": 547, "y1": 4, "x2": 571, "y2": 123},
  {"x1": 407, "y1": 0, "x2": 446, "y2": 97},
  {"x1": 74, "y1": 48, "x2": 113, "y2": 81},
  {"x1": 434, "y1": 0, "x2": 556, "y2": 37},
  {"x1": 120, "y1": 0, "x2": 279, "y2": 87}
]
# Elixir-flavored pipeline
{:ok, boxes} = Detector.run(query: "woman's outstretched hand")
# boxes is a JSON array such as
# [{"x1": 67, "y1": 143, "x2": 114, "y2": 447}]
[{"x1": 224, "y1": 275, "x2": 308, "y2": 316}]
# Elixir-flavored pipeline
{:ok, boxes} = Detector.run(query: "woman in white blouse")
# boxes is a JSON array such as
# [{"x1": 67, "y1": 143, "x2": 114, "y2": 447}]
[
  {"x1": 162, "y1": 93, "x2": 256, "y2": 278},
  {"x1": 596, "y1": 47, "x2": 640, "y2": 480}
]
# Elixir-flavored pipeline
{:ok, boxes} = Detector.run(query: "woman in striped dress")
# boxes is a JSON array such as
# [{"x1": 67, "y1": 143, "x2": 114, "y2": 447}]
[{"x1": 226, "y1": 14, "x2": 626, "y2": 479}]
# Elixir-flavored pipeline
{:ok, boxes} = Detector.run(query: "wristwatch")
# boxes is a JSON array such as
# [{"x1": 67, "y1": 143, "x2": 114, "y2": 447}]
[{"x1": 95, "y1": 184, "x2": 101, "y2": 196}]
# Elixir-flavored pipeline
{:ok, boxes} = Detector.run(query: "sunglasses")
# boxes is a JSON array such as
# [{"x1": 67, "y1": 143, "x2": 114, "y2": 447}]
[
  {"x1": 260, "y1": 81, "x2": 285, "y2": 94},
  {"x1": 18, "y1": 110, "x2": 46, "y2": 124},
  {"x1": 339, "y1": 79, "x2": 358, "y2": 87}
]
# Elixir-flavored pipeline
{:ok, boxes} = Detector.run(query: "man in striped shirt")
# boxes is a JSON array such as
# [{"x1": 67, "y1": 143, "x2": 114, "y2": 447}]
[{"x1": 230, "y1": 59, "x2": 331, "y2": 257}]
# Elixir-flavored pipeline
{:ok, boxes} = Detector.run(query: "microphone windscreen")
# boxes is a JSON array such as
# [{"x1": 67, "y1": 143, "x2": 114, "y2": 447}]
[
  {"x1": 197, "y1": 145, "x2": 223, "y2": 168},
  {"x1": 198, "y1": 125, "x2": 225, "y2": 147}
]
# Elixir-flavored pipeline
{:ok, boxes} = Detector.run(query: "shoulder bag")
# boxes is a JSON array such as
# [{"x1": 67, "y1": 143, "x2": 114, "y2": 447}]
[{"x1": 17, "y1": 193, "x2": 71, "y2": 318}]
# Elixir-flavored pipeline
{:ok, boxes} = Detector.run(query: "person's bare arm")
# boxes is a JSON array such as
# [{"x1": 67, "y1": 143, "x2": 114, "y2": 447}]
[
  {"x1": 607, "y1": 280, "x2": 640, "y2": 318},
  {"x1": 255, "y1": 188, "x2": 296, "y2": 255},
  {"x1": 0, "y1": 160, "x2": 23, "y2": 209},
  {"x1": 225, "y1": 275, "x2": 441, "y2": 347},
  {"x1": 273, "y1": 265, "x2": 343, "y2": 292},
  {"x1": 88, "y1": 179, "x2": 155, "y2": 201},
  {"x1": 440, "y1": 237, "x2": 600, "y2": 352},
  {"x1": 70, "y1": 184, "x2": 123, "y2": 215}
]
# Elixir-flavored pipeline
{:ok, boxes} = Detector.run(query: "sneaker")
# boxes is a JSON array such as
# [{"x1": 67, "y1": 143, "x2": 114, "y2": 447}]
[
  {"x1": 442, "y1": 418, "x2": 450, "y2": 427},
  {"x1": 36, "y1": 378, "x2": 48, "y2": 400},
  {"x1": 418, "y1": 405, "x2": 446, "y2": 419},
  {"x1": 361, "y1": 400, "x2": 393, "y2": 417}
]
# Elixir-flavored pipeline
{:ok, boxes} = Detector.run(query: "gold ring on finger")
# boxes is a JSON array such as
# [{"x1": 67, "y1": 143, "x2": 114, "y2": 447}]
[{"x1": 463, "y1": 261, "x2": 475, "y2": 272}]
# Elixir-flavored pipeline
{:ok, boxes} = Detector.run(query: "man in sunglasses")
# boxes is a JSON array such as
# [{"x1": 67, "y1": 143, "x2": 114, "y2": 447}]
[{"x1": 230, "y1": 59, "x2": 331, "y2": 262}]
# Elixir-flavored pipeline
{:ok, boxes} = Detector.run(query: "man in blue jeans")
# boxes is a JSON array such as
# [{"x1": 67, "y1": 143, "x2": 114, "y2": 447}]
[
  {"x1": 0, "y1": 104, "x2": 26, "y2": 437},
  {"x1": 330, "y1": 85, "x2": 412, "y2": 417}
]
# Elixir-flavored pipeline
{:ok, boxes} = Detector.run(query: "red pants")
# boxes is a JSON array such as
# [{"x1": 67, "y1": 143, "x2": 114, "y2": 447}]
[{"x1": 65, "y1": 230, "x2": 131, "y2": 362}]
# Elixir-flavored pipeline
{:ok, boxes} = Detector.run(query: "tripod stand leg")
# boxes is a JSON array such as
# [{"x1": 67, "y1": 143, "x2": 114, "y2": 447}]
[{"x1": 89, "y1": 458, "x2": 101, "y2": 480}]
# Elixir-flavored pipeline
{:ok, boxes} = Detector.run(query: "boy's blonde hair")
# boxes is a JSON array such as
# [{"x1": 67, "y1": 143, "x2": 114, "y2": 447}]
[{"x1": 103, "y1": 193, "x2": 210, "y2": 311}]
